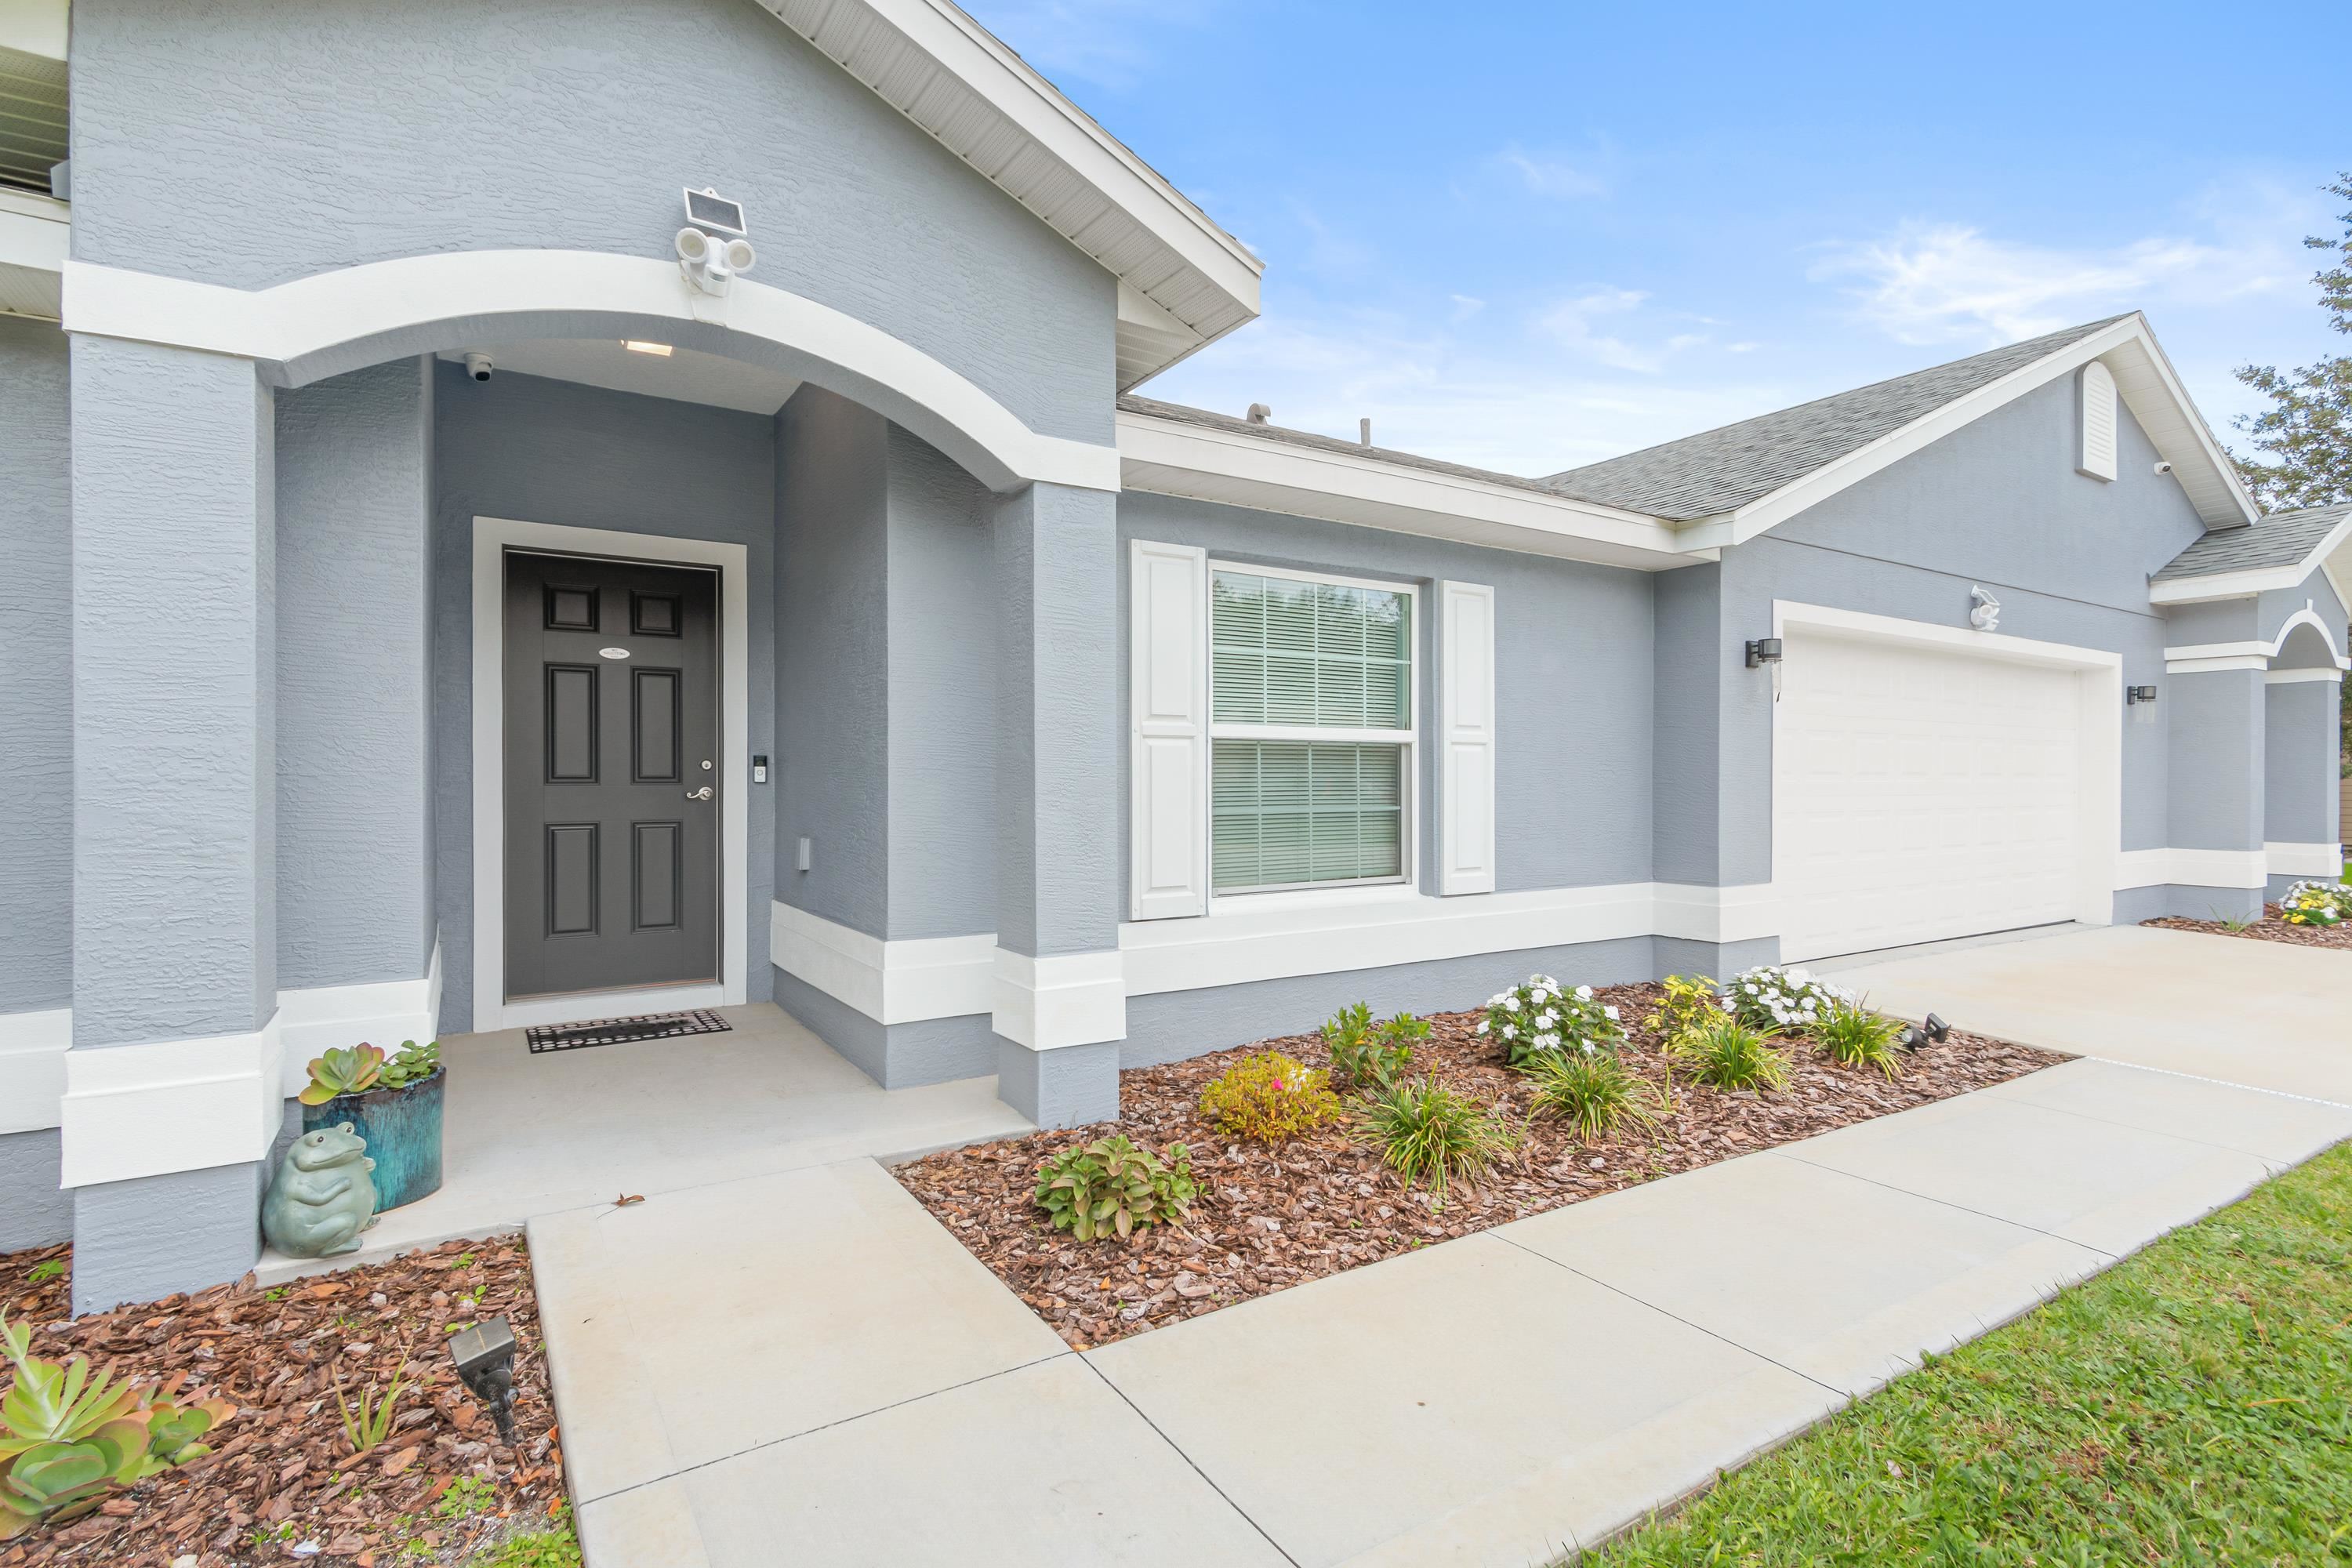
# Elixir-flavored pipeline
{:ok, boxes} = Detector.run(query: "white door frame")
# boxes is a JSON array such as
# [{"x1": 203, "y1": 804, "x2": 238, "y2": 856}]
[
  {"x1": 1769, "y1": 600, "x2": 2124, "y2": 942},
  {"x1": 470, "y1": 516, "x2": 751, "y2": 1032}
]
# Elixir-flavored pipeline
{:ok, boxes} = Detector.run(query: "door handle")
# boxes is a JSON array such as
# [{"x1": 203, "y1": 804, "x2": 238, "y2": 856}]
[{"x1": 685, "y1": 786, "x2": 713, "y2": 800}]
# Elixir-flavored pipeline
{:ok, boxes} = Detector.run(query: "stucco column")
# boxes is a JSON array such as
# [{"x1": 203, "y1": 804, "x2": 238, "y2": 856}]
[
  {"x1": 990, "y1": 481, "x2": 1123, "y2": 1126},
  {"x1": 2263, "y1": 673, "x2": 2344, "y2": 899},
  {"x1": 2165, "y1": 666, "x2": 2266, "y2": 923},
  {"x1": 67, "y1": 336, "x2": 281, "y2": 1313}
]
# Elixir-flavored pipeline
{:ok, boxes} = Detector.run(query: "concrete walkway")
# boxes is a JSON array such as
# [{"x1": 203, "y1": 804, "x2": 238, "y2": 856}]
[
  {"x1": 546, "y1": 1040, "x2": 2352, "y2": 1565},
  {"x1": 1818, "y1": 923, "x2": 2352, "y2": 1105}
]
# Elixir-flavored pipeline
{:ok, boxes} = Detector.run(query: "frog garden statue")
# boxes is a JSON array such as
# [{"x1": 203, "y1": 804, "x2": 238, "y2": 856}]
[{"x1": 262, "y1": 1122, "x2": 380, "y2": 1258}]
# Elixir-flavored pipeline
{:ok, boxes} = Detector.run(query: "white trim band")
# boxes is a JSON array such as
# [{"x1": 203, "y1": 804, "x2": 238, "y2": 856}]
[
  {"x1": 2114, "y1": 848, "x2": 2269, "y2": 891},
  {"x1": 0, "y1": 1010, "x2": 71, "y2": 1138},
  {"x1": 63, "y1": 253, "x2": 1120, "y2": 495},
  {"x1": 2267, "y1": 666, "x2": 2346, "y2": 684},
  {"x1": 768, "y1": 902, "x2": 996, "y2": 1024},
  {"x1": 993, "y1": 950, "x2": 1127, "y2": 1051},
  {"x1": 60, "y1": 1018, "x2": 286, "y2": 1189},
  {"x1": 2267, "y1": 841, "x2": 2345, "y2": 878}
]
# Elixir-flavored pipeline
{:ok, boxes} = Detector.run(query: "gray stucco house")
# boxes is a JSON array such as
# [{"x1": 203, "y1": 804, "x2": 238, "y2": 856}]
[{"x1": 1, "y1": 0, "x2": 2346, "y2": 1314}]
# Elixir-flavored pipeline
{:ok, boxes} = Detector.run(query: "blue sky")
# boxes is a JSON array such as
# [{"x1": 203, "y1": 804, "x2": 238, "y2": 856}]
[{"x1": 966, "y1": 0, "x2": 2347, "y2": 478}]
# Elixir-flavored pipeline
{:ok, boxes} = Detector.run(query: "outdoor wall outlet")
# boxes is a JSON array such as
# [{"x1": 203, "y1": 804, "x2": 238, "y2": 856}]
[{"x1": 797, "y1": 836, "x2": 812, "y2": 873}]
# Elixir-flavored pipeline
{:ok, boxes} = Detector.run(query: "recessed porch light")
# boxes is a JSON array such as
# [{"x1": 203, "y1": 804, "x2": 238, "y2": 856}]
[{"x1": 623, "y1": 340, "x2": 674, "y2": 357}]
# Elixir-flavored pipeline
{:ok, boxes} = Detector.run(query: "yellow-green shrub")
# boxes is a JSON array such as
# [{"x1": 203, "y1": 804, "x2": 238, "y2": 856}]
[
  {"x1": 1643, "y1": 973, "x2": 1721, "y2": 1037},
  {"x1": 1199, "y1": 1053, "x2": 1341, "y2": 1142}
]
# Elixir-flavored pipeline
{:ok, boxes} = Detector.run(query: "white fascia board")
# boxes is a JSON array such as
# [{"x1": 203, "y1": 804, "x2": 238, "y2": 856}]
[
  {"x1": 757, "y1": 0, "x2": 1259, "y2": 356},
  {"x1": 1729, "y1": 315, "x2": 2256, "y2": 543},
  {"x1": 1116, "y1": 411, "x2": 1711, "y2": 572},
  {"x1": 2150, "y1": 511, "x2": 2352, "y2": 606},
  {"x1": 0, "y1": 190, "x2": 68, "y2": 273}
]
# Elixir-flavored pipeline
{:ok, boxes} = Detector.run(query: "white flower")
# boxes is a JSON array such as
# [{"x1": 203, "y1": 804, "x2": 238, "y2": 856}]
[
  {"x1": 1574, "y1": 985, "x2": 1594, "y2": 1000},
  {"x1": 1501, "y1": 1024, "x2": 1517, "y2": 1040},
  {"x1": 1473, "y1": 1019, "x2": 1489, "y2": 1036},
  {"x1": 1602, "y1": 1005, "x2": 1619, "y2": 1021},
  {"x1": 1534, "y1": 975, "x2": 1557, "y2": 988},
  {"x1": 1787, "y1": 967, "x2": 1811, "y2": 984},
  {"x1": 1534, "y1": 1031, "x2": 1559, "y2": 1049},
  {"x1": 1537, "y1": 1009, "x2": 1559, "y2": 1026}
]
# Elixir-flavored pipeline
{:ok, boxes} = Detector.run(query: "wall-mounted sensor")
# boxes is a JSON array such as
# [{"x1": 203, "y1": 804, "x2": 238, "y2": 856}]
[
  {"x1": 463, "y1": 351, "x2": 494, "y2": 382},
  {"x1": 676, "y1": 224, "x2": 757, "y2": 296},
  {"x1": 796, "y1": 836, "x2": 812, "y2": 873},
  {"x1": 753, "y1": 753, "x2": 769, "y2": 785},
  {"x1": 2153, "y1": 461, "x2": 2174, "y2": 475}
]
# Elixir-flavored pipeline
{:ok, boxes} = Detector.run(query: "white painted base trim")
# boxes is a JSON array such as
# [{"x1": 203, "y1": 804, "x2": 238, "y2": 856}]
[
  {"x1": 0, "y1": 1010, "x2": 71, "y2": 1137},
  {"x1": 471, "y1": 517, "x2": 750, "y2": 1033},
  {"x1": 2, "y1": 944, "x2": 446, "y2": 1138},
  {"x1": 2114, "y1": 847, "x2": 2268, "y2": 891},
  {"x1": 768, "y1": 902, "x2": 996, "y2": 1024},
  {"x1": 60, "y1": 1018, "x2": 285, "y2": 1189},
  {"x1": 2267, "y1": 841, "x2": 2345, "y2": 878},
  {"x1": 993, "y1": 950, "x2": 1127, "y2": 1051}
]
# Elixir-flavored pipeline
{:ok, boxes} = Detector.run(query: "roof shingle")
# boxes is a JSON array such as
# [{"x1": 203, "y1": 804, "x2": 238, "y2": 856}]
[
  {"x1": 1538, "y1": 318, "x2": 2129, "y2": 521},
  {"x1": 2153, "y1": 502, "x2": 2352, "y2": 583}
]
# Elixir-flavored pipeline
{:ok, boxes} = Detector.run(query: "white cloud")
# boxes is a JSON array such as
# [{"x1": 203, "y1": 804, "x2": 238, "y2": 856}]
[
  {"x1": 1811, "y1": 217, "x2": 2305, "y2": 347},
  {"x1": 1139, "y1": 312, "x2": 1791, "y2": 477},
  {"x1": 1497, "y1": 148, "x2": 1609, "y2": 201},
  {"x1": 1534, "y1": 287, "x2": 1716, "y2": 374},
  {"x1": 964, "y1": 0, "x2": 1217, "y2": 90},
  {"x1": 1448, "y1": 294, "x2": 1486, "y2": 323}
]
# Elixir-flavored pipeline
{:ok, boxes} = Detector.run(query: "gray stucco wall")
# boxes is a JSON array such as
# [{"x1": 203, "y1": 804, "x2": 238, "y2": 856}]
[
  {"x1": 67, "y1": 0, "x2": 1114, "y2": 445},
  {"x1": 432, "y1": 365, "x2": 779, "y2": 1031},
  {"x1": 774, "y1": 386, "x2": 888, "y2": 938},
  {"x1": 278, "y1": 358, "x2": 437, "y2": 989},
  {"x1": 1704, "y1": 374, "x2": 2209, "y2": 887},
  {"x1": 0, "y1": 317, "x2": 71, "y2": 1014},
  {"x1": 2264, "y1": 679, "x2": 2338, "y2": 847},
  {"x1": 1114, "y1": 492, "x2": 1658, "y2": 910},
  {"x1": 0, "y1": 1130, "x2": 70, "y2": 1252}
]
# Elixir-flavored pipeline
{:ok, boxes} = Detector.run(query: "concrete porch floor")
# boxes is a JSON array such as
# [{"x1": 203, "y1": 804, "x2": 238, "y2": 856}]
[{"x1": 256, "y1": 1004, "x2": 1033, "y2": 1284}]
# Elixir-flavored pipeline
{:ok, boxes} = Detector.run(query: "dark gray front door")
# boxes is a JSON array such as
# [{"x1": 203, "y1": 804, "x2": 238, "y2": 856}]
[{"x1": 503, "y1": 550, "x2": 721, "y2": 1000}]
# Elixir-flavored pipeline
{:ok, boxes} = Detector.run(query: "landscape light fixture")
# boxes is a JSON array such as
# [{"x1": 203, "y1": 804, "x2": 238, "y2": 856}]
[
  {"x1": 1745, "y1": 637, "x2": 1784, "y2": 669},
  {"x1": 676, "y1": 187, "x2": 757, "y2": 296},
  {"x1": 2126, "y1": 685, "x2": 2158, "y2": 705},
  {"x1": 1898, "y1": 1012, "x2": 1952, "y2": 1052},
  {"x1": 448, "y1": 1316, "x2": 519, "y2": 1443}
]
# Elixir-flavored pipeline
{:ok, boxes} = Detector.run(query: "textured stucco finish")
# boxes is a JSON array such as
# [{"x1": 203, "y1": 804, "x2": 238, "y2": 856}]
[
  {"x1": 775, "y1": 386, "x2": 889, "y2": 940},
  {"x1": 996, "y1": 483, "x2": 1120, "y2": 960},
  {"x1": 71, "y1": 336, "x2": 277, "y2": 1046},
  {"x1": 66, "y1": 0, "x2": 1115, "y2": 445},
  {"x1": 997, "y1": 1039, "x2": 1118, "y2": 1128},
  {"x1": 71, "y1": 1161, "x2": 263, "y2": 1316},
  {"x1": 0, "y1": 1130, "x2": 70, "y2": 1253},
  {"x1": 2168, "y1": 669, "x2": 2264, "y2": 855},
  {"x1": 431, "y1": 364, "x2": 779, "y2": 1031},
  {"x1": 0, "y1": 318, "x2": 71, "y2": 1014},
  {"x1": 278, "y1": 358, "x2": 437, "y2": 988},
  {"x1": 2263, "y1": 679, "x2": 2338, "y2": 849}
]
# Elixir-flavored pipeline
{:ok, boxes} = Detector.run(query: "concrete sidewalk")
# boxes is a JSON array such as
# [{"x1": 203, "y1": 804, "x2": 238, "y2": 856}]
[{"x1": 546, "y1": 1051, "x2": 2352, "y2": 1567}]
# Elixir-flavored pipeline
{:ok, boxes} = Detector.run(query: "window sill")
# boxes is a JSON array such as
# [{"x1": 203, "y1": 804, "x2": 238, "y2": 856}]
[{"x1": 1206, "y1": 882, "x2": 1418, "y2": 918}]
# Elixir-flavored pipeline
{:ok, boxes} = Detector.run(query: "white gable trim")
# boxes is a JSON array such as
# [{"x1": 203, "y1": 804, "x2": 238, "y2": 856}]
[
  {"x1": 1721, "y1": 314, "x2": 2257, "y2": 545},
  {"x1": 757, "y1": 0, "x2": 1260, "y2": 386}
]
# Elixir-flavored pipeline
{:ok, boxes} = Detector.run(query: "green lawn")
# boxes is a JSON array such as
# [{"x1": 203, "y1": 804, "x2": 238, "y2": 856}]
[{"x1": 1590, "y1": 1144, "x2": 2352, "y2": 1566}]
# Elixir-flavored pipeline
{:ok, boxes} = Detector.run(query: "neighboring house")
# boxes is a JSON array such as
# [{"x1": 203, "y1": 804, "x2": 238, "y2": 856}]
[{"x1": 0, "y1": 0, "x2": 2343, "y2": 1315}]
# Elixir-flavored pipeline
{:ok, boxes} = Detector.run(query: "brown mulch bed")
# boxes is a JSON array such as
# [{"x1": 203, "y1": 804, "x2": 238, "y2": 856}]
[
  {"x1": 0, "y1": 1239, "x2": 566, "y2": 1568},
  {"x1": 896, "y1": 983, "x2": 2066, "y2": 1350},
  {"x1": 2146, "y1": 905, "x2": 2352, "y2": 949}
]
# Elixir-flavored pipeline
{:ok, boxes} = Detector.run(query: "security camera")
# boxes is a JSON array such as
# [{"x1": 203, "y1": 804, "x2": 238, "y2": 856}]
[
  {"x1": 464, "y1": 351, "x2": 494, "y2": 383},
  {"x1": 2153, "y1": 460, "x2": 2174, "y2": 475},
  {"x1": 676, "y1": 225, "x2": 755, "y2": 296}
]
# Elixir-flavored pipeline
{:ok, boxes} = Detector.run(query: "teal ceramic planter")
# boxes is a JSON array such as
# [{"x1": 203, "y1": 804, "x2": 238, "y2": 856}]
[{"x1": 302, "y1": 1070, "x2": 444, "y2": 1211}]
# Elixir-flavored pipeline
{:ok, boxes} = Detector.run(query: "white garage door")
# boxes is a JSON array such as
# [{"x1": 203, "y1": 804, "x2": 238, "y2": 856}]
[{"x1": 1774, "y1": 629, "x2": 2085, "y2": 962}]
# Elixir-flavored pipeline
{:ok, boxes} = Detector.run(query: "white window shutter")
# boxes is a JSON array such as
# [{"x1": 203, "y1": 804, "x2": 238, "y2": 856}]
[
  {"x1": 1439, "y1": 580, "x2": 1496, "y2": 896},
  {"x1": 2078, "y1": 360, "x2": 2118, "y2": 481},
  {"x1": 1130, "y1": 539, "x2": 1209, "y2": 920}
]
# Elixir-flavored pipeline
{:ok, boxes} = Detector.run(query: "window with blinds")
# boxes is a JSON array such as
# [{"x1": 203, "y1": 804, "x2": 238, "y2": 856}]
[{"x1": 1208, "y1": 568, "x2": 1415, "y2": 895}]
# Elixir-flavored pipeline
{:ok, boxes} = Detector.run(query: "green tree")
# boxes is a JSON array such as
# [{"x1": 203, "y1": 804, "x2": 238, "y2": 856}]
[{"x1": 2233, "y1": 172, "x2": 2351, "y2": 511}]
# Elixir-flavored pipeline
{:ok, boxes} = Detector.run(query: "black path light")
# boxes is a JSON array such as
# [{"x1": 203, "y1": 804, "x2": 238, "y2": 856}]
[
  {"x1": 1899, "y1": 1013, "x2": 1952, "y2": 1051},
  {"x1": 448, "y1": 1316, "x2": 519, "y2": 1443}
]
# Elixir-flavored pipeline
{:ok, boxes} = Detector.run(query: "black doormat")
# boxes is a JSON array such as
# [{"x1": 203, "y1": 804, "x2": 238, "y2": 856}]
[{"x1": 525, "y1": 1008, "x2": 732, "y2": 1054}]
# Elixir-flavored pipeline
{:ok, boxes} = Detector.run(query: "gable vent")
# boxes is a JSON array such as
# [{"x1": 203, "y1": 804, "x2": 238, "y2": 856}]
[{"x1": 2078, "y1": 360, "x2": 2118, "y2": 481}]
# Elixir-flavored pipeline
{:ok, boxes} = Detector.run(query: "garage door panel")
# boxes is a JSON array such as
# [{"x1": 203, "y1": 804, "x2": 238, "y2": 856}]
[{"x1": 1776, "y1": 630, "x2": 2085, "y2": 961}]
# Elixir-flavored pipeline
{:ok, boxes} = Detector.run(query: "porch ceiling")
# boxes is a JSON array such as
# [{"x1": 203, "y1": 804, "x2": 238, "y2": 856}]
[{"x1": 433, "y1": 340, "x2": 804, "y2": 416}]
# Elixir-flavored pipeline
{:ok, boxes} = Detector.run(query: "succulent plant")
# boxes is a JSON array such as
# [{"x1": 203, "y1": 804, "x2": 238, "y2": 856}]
[
  {"x1": 298, "y1": 1044, "x2": 388, "y2": 1105},
  {"x1": 0, "y1": 1313, "x2": 231, "y2": 1538},
  {"x1": 1033, "y1": 1134, "x2": 1195, "y2": 1242},
  {"x1": 379, "y1": 1039, "x2": 441, "y2": 1090}
]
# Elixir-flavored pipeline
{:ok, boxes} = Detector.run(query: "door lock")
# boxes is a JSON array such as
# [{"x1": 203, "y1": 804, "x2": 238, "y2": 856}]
[{"x1": 686, "y1": 786, "x2": 713, "y2": 800}]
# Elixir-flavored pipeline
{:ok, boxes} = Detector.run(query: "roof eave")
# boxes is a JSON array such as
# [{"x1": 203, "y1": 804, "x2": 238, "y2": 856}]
[
  {"x1": 758, "y1": 0, "x2": 1261, "y2": 387},
  {"x1": 2151, "y1": 510, "x2": 2352, "y2": 607},
  {"x1": 1720, "y1": 314, "x2": 2256, "y2": 546}
]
